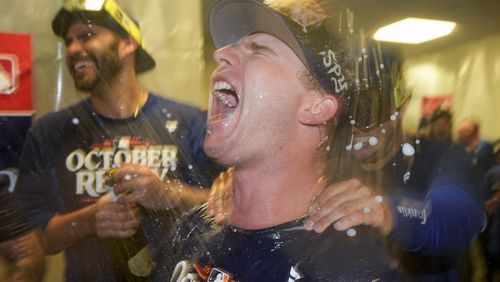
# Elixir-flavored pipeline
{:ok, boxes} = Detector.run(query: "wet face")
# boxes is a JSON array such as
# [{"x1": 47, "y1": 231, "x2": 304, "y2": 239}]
[
  {"x1": 64, "y1": 22, "x2": 123, "y2": 91},
  {"x1": 204, "y1": 33, "x2": 310, "y2": 166}
]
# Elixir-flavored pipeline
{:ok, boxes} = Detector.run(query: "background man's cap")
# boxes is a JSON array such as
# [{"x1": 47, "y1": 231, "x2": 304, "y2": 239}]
[
  {"x1": 209, "y1": 0, "x2": 354, "y2": 97},
  {"x1": 52, "y1": 0, "x2": 155, "y2": 73}
]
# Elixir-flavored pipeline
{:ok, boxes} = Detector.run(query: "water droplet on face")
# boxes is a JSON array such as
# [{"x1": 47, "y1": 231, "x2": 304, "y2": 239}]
[
  {"x1": 346, "y1": 228, "x2": 357, "y2": 237},
  {"x1": 124, "y1": 174, "x2": 132, "y2": 181},
  {"x1": 402, "y1": 143, "x2": 415, "y2": 156},
  {"x1": 353, "y1": 142, "x2": 363, "y2": 151},
  {"x1": 72, "y1": 117, "x2": 80, "y2": 125},
  {"x1": 374, "y1": 195, "x2": 383, "y2": 203},
  {"x1": 390, "y1": 115, "x2": 397, "y2": 121},
  {"x1": 368, "y1": 136, "x2": 378, "y2": 146}
]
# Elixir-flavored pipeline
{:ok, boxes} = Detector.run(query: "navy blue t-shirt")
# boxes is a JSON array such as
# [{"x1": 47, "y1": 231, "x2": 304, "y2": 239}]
[
  {"x1": 154, "y1": 204, "x2": 404, "y2": 282},
  {"x1": 16, "y1": 94, "x2": 221, "y2": 281}
]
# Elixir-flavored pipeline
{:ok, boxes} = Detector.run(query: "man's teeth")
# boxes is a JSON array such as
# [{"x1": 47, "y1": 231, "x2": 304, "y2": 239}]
[
  {"x1": 75, "y1": 61, "x2": 91, "y2": 69},
  {"x1": 214, "y1": 92, "x2": 234, "y2": 108},
  {"x1": 212, "y1": 81, "x2": 236, "y2": 108},
  {"x1": 213, "y1": 81, "x2": 233, "y2": 91}
]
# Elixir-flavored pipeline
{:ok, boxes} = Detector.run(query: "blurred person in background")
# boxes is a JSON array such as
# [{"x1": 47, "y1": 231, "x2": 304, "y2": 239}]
[
  {"x1": 15, "y1": 0, "x2": 220, "y2": 281},
  {"x1": 483, "y1": 141, "x2": 500, "y2": 281},
  {"x1": 428, "y1": 108, "x2": 453, "y2": 143},
  {"x1": 1, "y1": 173, "x2": 44, "y2": 281},
  {"x1": 457, "y1": 118, "x2": 496, "y2": 174},
  {"x1": 455, "y1": 118, "x2": 496, "y2": 281}
]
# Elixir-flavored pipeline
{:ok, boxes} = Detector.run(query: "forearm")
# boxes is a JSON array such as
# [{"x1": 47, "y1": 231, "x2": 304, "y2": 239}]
[
  {"x1": 0, "y1": 230, "x2": 45, "y2": 282},
  {"x1": 153, "y1": 182, "x2": 209, "y2": 211},
  {"x1": 389, "y1": 187, "x2": 487, "y2": 255},
  {"x1": 42, "y1": 204, "x2": 96, "y2": 254}
]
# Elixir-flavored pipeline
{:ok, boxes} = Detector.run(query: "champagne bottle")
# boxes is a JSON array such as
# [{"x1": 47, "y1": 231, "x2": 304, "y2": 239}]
[
  {"x1": 105, "y1": 225, "x2": 153, "y2": 281},
  {"x1": 103, "y1": 170, "x2": 154, "y2": 281}
]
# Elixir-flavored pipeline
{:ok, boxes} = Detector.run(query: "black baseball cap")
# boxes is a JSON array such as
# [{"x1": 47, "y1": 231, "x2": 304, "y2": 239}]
[
  {"x1": 209, "y1": 0, "x2": 354, "y2": 97},
  {"x1": 52, "y1": 0, "x2": 155, "y2": 73}
]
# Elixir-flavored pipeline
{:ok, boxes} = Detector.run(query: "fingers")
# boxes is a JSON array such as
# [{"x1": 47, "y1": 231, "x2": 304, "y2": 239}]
[
  {"x1": 304, "y1": 178, "x2": 391, "y2": 234},
  {"x1": 94, "y1": 200, "x2": 141, "y2": 238},
  {"x1": 110, "y1": 164, "x2": 163, "y2": 208},
  {"x1": 305, "y1": 179, "x2": 368, "y2": 230}
]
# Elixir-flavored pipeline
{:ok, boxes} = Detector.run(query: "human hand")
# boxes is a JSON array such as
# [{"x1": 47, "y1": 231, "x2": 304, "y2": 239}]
[
  {"x1": 110, "y1": 164, "x2": 169, "y2": 210},
  {"x1": 206, "y1": 167, "x2": 234, "y2": 223},
  {"x1": 93, "y1": 193, "x2": 141, "y2": 238},
  {"x1": 304, "y1": 178, "x2": 394, "y2": 236}
]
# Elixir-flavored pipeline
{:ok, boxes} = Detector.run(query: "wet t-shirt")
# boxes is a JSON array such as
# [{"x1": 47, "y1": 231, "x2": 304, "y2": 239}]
[{"x1": 154, "y1": 204, "x2": 404, "y2": 282}]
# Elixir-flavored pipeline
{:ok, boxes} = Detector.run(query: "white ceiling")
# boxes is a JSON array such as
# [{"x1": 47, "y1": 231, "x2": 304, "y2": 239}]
[{"x1": 336, "y1": 0, "x2": 500, "y2": 55}]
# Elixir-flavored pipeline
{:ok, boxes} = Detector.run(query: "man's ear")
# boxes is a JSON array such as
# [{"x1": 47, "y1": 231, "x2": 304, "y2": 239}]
[
  {"x1": 119, "y1": 35, "x2": 138, "y2": 59},
  {"x1": 298, "y1": 94, "x2": 339, "y2": 125}
]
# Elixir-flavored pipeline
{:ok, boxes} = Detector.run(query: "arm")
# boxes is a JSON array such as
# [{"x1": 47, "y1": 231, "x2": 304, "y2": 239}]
[
  {"x1": 111, "y1": 164, "x2": 209, "y2": 211},
  {"x1": 0, "y1": 186, "x2": 44, "y2": 282},
  {"x1": 306, "y1": 143, "x2": 487, "y2": 255},
  {"x1": 0, "y1": 230, "x2": 45, "y2": 282},
  {"x1": 42, "y1": 194, "x2": 141, "y2": 254},
  {"x1": 388, "y1": 187, "x2": 486, "y2": 255}
]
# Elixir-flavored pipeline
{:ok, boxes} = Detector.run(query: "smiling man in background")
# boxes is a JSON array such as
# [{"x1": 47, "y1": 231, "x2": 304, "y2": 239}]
[{"x1": 15, "y1": 0, "x2": 220, "y2": 280}]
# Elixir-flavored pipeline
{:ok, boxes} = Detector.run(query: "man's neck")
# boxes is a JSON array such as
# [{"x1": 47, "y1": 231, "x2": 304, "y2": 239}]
[
  {"x1": 89, "y1": 71, "x2": 147, "y2": 119},
  {"x1": 229, "y1": 159, "x2": 325, "y2": 230}
]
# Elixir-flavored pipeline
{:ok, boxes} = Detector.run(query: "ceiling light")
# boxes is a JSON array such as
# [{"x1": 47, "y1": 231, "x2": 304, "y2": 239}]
[{"x1": 373, "y1": 17, "x2": 456, "y2": 44}]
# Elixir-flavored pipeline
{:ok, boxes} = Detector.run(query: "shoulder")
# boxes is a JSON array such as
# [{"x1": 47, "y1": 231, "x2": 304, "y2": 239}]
[{"x1": 29, "y1": 100, "x2": 89, "y2": 137}]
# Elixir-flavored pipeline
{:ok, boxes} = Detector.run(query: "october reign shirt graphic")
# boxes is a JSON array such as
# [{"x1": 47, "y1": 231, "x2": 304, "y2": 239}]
[{"x1": 65, "y1": 136, "x2": 179, "y2": 203}]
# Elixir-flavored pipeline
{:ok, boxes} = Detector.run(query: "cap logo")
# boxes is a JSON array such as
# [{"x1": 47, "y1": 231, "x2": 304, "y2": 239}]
[{"x1": 319, "y1": 49, "x2": 347, "y2": 93}]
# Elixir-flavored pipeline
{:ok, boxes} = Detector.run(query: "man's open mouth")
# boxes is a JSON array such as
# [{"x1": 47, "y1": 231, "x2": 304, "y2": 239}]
[
  {"x1": 71, "y1": 59, "x2": 95, "y2": 74},
  {"x1": 211, "y1": 80, "x2": 239, "y2": 118}
]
